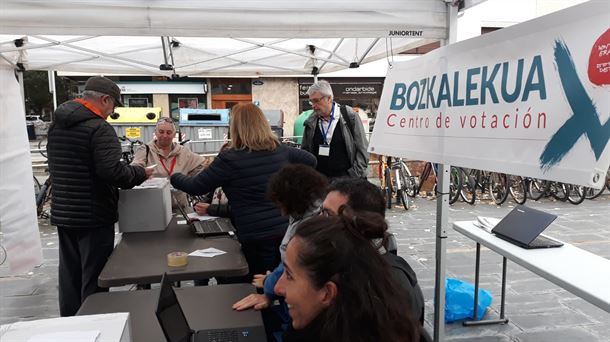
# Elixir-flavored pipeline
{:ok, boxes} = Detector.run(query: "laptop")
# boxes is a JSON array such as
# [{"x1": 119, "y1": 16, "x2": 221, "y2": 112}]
[
  {"x1": 174, "y1": 201, "x2": 235, "y2": 238},
  {"x1": 491, "y1": 205, "x2": 563, "y2": 249},
  {"x1": 155, "y1": 273, "x2": 266, "y2": 342}
]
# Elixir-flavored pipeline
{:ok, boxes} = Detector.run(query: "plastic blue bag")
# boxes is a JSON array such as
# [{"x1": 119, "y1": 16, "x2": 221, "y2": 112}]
[{"x1": 444, "y1": 278, "x2": 492, "y2": 323}]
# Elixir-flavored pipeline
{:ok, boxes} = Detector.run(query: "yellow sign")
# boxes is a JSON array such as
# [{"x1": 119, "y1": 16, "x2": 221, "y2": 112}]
[
  {"x1": 125, "y1": 127, "x2": 141, "y2": 139},
  {"x1": 108, "y1": 107, "x2": 162, "y2": 123}
]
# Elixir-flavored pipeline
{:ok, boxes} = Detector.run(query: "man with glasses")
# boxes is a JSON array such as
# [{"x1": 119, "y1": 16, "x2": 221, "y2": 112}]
[
  {"x1": 301, "y1": 80, "x2": 369, "y2": 179},
  {"x1": 319, "y1": 178, "x2": 425, "y2": 325},
  {"x1": 47, "y1": 76, "x2": 153, "y2": 316}
]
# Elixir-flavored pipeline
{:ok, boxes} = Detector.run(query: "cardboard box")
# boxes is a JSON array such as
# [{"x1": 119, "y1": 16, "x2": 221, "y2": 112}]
[
  {"x1": 117, "y1": 178, "x2": 171, "y2": 233},
  {"x1": 0, "y1": 312, "x2": 132, "y2": 342}
]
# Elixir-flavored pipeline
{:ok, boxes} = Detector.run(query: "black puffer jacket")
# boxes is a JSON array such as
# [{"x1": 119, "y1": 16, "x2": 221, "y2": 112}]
[
  {"x1": 48, "y1": 101, "x2": 147, "y2": 228},
  {"x1": 171, "y1": 145, "x2": 316, "y2": 241}
]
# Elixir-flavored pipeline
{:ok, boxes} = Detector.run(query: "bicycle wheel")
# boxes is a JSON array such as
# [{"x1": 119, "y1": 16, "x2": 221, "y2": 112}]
[
  {"x1": 449, "y1": 167, "x2": 462, "y2": 204},
  {"x1": 38, "y1": 138, "x2": 48, "y2": 159},
  {"x1": 550, "y1": 182, "x2": 568, "y2": 201},
  {"x1": 566, "y1": 184, "x2": 586, "y2": 205},
  {"x1": 402, "y1": 162, "x2": 418, "y2": 198},
  {"x1": 384, "y1": 167, "x2": 393, "y2": 209},
  {"x1": 396, "y1": 168, "x2": 410, "y2": 210},
  {"x1": 508, "y1": 175, "x2": 527, "y2": 204},
  {"x1": 527, "y1": 178, "x2": 547, "y2": 201},
  {"x1": 490, "y1": 173, "x2": 510, "y2": 205},
  {"x1": 33, "y1": 176, "x2": 41, "y2": 207},
  {"x1": 36, "y1": 181, "x2": 51, "y2": 217},
  {"x1": 584, "y1": 185, "x2": 605, "y2": 200},
  {"x1": 460, "y1": 168, "x2": 476, "y2": 205}
]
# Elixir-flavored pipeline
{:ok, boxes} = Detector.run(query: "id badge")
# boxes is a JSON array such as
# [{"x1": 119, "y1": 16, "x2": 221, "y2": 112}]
[{"x1": 318, "y1": 144, "x2": 330, "y2": 157}]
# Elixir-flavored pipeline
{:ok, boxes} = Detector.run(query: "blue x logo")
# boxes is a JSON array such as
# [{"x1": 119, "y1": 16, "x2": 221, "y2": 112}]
[{"x1": 539, "y1": 39, "x2": 610, "y2": 171}]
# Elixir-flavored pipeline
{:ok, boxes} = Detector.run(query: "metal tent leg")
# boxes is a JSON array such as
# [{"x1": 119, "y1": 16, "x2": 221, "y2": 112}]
[{"x1": 463, "y1": 243, "x2": 509, "y2": 326}]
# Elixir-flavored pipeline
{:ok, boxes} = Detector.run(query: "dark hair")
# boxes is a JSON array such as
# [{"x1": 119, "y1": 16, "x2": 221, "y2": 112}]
[
  {"x1": 327, "y1": 178, "x2": 385, "y2": 216},
  {"x1": 292, "y1": 212, "x2": 419, "y2": 342},
  {"x1": 268, "y1": 165, "x2": 328, "y2": 217}
]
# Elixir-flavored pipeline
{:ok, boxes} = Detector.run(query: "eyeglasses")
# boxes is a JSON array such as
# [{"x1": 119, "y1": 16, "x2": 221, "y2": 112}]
[
  {"x1": 157, "y1": 117, "x2": 175, "y2": 124},
  {"x1": 308, "y1": 96, "x2": 327, "y2": 105},
  {"x1": 318, "y1": 205, "x2": 334, "y2": 217}
]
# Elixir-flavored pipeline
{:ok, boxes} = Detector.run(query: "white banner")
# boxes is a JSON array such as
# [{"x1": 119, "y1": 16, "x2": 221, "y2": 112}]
[
  {"x1": 0, "y1": 66, "x2": 43, "y2": 274},
  {"x1": 369, "y1": 1, "x2": 610, "y2": 188}
]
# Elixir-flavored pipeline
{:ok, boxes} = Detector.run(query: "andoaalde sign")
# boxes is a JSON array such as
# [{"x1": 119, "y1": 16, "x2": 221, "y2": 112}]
[{"x1": 369, "y1": 1, "x2": 609, "y2": 188}]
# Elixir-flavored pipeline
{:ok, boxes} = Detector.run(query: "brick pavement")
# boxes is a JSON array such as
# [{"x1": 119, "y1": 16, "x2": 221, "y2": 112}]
[{"x1": 1, "y1": 193, "x2": 609, "y2": 341}]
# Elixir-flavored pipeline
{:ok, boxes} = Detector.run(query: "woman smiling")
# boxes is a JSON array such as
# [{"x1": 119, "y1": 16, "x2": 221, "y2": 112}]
[{"x1": 274, "y1": 213, "x2": 425, "y2": 342}]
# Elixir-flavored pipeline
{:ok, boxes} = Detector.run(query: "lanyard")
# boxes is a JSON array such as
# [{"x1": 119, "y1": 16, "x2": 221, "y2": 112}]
[
  {"x1": 319, "y1": 104, "x2": 336, "y2": 145},
  {"x1": 159, "y1": 155, "x2": 177, "y2": 176}
]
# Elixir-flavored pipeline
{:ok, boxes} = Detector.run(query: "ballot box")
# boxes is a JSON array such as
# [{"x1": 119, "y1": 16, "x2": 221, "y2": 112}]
[{"x1": 117, "y1": 178, "x2": 172, "y2": 233}]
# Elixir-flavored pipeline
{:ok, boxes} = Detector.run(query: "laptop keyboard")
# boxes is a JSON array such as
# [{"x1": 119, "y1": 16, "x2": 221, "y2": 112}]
[
  {"x1": 200, "y1": 220, "x2": 224, "y2": 233},
  {"x1": 529, "y1": 235, "x2": 558, "y2": 247},
  {"x1": 192, "y1": 219, "x2": 233, "y2": 235}
]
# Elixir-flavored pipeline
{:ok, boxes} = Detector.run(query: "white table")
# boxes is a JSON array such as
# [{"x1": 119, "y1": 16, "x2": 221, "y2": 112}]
[{"x1": 453, "y1": 220, "x2": 610, "y2": 325}]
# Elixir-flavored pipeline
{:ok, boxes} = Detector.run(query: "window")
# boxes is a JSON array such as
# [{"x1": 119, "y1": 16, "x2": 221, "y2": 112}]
[
  {"x1": 178, "y1": 97, "x2": 198, "y2": 109},
  {"x1": 127, "y1": 98, "x2": 149, "y2": 107}
]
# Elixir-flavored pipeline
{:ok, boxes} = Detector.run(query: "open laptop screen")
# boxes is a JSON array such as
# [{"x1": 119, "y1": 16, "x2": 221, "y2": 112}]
[
  {"x1": 156, "y1": 274, "x2": 192, "y2": 342},
  {"x1": 491, "y1": 205, "x2": 557, "y2": 245}
]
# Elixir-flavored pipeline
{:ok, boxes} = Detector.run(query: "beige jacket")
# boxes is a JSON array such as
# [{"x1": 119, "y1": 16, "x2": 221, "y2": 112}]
[{"x1": 131, "y1": 140, "x2": 211, "y2": 207}]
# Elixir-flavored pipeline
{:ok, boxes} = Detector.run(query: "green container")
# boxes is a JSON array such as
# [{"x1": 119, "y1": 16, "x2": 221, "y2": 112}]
[{"x1": 293, "y1": 110, "x2": 313, "y2": 144}]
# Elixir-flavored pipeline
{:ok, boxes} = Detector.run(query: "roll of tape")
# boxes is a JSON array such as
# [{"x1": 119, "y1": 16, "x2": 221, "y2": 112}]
[{"x1": 167, "y1": 251, "x2": 188, "y2": 267}]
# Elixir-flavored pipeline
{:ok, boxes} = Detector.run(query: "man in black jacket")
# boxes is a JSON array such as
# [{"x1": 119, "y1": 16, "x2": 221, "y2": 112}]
[{"x1": 47, "y1": 76, "x2": 153, "y2": 316}]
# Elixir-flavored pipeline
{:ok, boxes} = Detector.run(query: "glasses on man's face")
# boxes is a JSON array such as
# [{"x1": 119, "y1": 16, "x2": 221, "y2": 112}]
[
  {"x1": 308, "y1": 96, "x2": 327, "y2": 106},
  {"x1": 318, "y1": 205, "x2": 335, "y2": 217}
]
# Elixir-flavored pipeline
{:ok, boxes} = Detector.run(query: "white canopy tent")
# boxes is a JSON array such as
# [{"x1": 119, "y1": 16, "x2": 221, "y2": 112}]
[
  {"x1": 0, "y1": 0, "x2": 458, "y2": 77},
  {"x1": 0, "y1": 1, "x2": 478, "y2": 340}
]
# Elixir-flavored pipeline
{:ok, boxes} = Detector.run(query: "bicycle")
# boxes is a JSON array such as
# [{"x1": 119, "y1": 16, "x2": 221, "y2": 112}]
[
  {"x1": 378, "y1": 156, "x2": 410, "y2": 210},
  {"x1": 414, "y1": 161, "x2": 462, "y2": 204},
  {"x1": 388, "y1": 157, "x2": 415, "y2": 210},
  {"x1": 526, "y1": 179, "x2": 568, "y2": 202},
  {"x1": 34, "y1": 173, "x2": 52, "y2": 219},
  {"x1": 584, "y1": 167, "x2": 609, "y2": 200},
  {"x1": 118, "y1": 136, "x2": 144, "y2": 164},
  {"x1": 508, "y1": 175, "x2": 527, "y2": 205},
  {"x1": 461, "y1": 169, "x2": 509, "y2": 205},
  {"x1": 565, "y1": 184, "x2": 586, "y2": 205},
  {"x1": 37, "y1": 137, "x2": 48, "y2": 159}
]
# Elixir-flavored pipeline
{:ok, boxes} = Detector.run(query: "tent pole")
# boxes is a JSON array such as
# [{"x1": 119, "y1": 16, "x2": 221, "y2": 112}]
[
  {"x1": 433, "y1": 2, "x2": 458, "y2": 342},
  {"x1": 48, "y1": 70, "x2": 57, "y2": 111},
  {"x1": 433, "y1": 163, "x2": 449, "y2": 342},
  {"x1": 17, "y1": 70, "x2": 25, "y2": 114}
]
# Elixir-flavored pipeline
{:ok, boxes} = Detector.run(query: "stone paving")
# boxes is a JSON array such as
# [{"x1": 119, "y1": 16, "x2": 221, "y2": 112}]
[
  {"x1": 386, "y1": 194, "x2": 610, "y2": 341},
  {"x1": 1, "y1": 191, "x2": 609, "y2": 341}
]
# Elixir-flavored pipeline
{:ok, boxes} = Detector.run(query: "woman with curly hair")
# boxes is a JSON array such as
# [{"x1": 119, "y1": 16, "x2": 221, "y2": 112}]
[{"x1": 233, "y1": 165, "x2": 327, "y2": 340}]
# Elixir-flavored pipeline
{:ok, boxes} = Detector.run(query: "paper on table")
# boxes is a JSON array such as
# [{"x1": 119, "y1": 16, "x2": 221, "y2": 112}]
[
  {"x1": 187, "y1": 213, "x2": 218, "y2": 221},
  {"x1": 28, "y1": 330, "x2": 100, "y2": 342},
  {"x1": 189, "y1": 248, "x2": 227, "y2": 258},
  {"x1": 474, "y1": 216, "x2": 501, "y2": 233},
  {"x1": 134, "y1": 177, "x2": 168, "y2": 189}
]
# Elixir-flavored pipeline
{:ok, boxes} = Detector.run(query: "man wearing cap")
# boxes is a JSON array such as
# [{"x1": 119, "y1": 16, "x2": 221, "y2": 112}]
[{"x1": 47, "y1": 76, "x2": 153, "y2": 316}]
